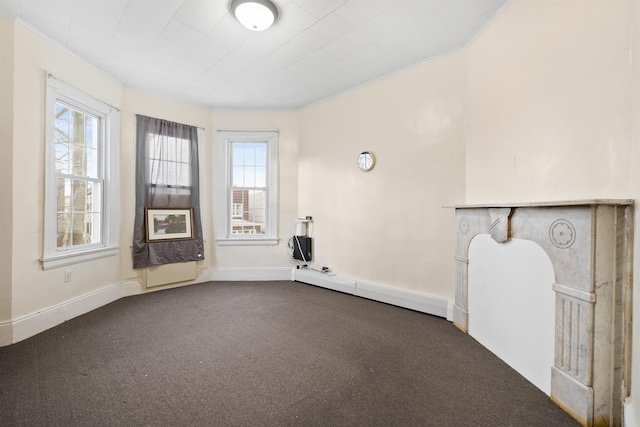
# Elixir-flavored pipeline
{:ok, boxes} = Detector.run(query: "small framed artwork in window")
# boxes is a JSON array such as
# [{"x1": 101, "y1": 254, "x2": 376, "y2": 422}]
[{"x1": 146, "y1": 208, "x2": 194, "y2": 242}]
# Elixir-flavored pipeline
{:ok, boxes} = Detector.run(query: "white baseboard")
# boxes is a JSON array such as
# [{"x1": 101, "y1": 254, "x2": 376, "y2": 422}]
[
  {"x1": 356, "y1": 280, "x2": 451, "y2": 319},
  {"x1": 2, "y1": 268, "x2": 454, "y2": 347},
  {"x1": 292, "y1": 268, "x2": 357, "y2": 294},
  {"x1": 0, "y1": 320, "x2": 12, "y2": 347},
  {"x1": 9, "y1": 280, "x2": 142, "y2": 346},
  {"x1": 624, "y1": 398, "x2": 638, "y2": 427},
  {"x1": 207, "y1": 267, "x2": 292, "y2": 281},
  {"x1": 293, "y1": 269, "x2": 453, "y2": 320}
]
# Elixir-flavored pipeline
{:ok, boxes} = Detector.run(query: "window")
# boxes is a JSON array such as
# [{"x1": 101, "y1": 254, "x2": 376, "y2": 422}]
[
  {"x1": 42, "y1": 75, "x2": 119, "y2": 270},
  {"x1": 147, "y1": 132, "x2": 192, "y2": 206},
  {"x1": 132, "y1": 115, "x2": 204, "y2": 269},
  {"x1": 216, "y1": 131, "x2": 278, "y2": 245}
]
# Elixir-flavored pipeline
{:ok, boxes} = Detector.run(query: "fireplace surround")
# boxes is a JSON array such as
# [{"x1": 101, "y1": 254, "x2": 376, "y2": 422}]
[{"x1": 452, "y1": 200, "x2": 633, "y2": 427}]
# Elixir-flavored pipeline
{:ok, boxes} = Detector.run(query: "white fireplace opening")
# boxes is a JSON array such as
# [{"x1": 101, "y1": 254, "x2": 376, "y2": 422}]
[{"x1": 468, "y1": 234, "x2": 556, "y2": 395}]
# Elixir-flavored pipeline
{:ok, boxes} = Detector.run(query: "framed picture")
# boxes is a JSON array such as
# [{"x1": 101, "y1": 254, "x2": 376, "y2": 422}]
[{"x1": 146, "y1": 208, "x2": 194, "y2": 242}]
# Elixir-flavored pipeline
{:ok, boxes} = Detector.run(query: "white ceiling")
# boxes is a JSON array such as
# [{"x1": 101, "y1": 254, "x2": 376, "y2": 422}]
[{"x1": 0, "y1": 0, "x2": 510, "y2": 109}]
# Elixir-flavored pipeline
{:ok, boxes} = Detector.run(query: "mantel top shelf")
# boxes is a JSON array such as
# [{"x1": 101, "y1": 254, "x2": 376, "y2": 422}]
[{"x1": 446, "y1": 199, "x2": 634, "y2": 209}]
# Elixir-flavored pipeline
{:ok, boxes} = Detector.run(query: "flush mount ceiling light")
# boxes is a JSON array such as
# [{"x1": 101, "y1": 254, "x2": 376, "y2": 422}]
[{"x1": 230, "y1": 0, "x2": 279, "y2": 31}]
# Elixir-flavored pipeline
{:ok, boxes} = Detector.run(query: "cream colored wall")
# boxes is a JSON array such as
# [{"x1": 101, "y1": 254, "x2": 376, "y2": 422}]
[
  {"x1": 11, "y1": 21, "x2": 123, "y2": 318},
  {"x1": 465, "y1": 0, "x2": 639, "y2": 422},
  {"x1": 466, "y1": 0, "x2": 634, "y2": 203},
  {"x1": 0, "y1": 17, "x2": 15, "y2": 325},
  {"x1": 119, "y1": 88, "x2": 213, "y2": 282},
  {"x1": 298, "y1": 51, "x2": 467, "y2": 299},
  {"x1": 211, "y1": 109, "x2": 300, "y2": 268}
]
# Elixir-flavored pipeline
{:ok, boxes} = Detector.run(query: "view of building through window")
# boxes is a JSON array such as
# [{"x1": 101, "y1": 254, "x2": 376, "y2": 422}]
[
  {"x1": 231, "y1": 142, "x2": 267, "y2": 235},
  {"x1": 54, "y1": 102, "x2": 102, "y2": 248}
]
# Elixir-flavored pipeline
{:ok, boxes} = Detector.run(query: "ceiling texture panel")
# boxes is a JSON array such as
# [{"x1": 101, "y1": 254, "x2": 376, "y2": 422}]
[{"x1": 0, "y1": 0, "x2": 511, "y2": 109}]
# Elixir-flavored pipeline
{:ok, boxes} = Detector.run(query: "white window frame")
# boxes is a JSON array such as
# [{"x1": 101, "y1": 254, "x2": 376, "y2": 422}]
[
  {"x1": 232, "y1": 203, "x2": 243, "y2": 219},
  {"x1": 41, "y1": 75, "x2": 120, "y2": 270},
  {"x1": 215, "y1": 130, "x2": 278, "y2": 246}
]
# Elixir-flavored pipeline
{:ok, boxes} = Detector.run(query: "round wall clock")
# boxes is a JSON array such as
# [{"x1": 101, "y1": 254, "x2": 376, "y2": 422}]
[{"x1": 357, "y1": 151, "x2": 376, "y2": 172}]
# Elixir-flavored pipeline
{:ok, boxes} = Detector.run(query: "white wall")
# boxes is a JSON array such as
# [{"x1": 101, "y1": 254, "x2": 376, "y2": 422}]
[
  {"x1": 210, "y1": 109, "x2": 300, "y2": 270},
  {"x1": 466, "y1": 0, "x2": 634, "y2": 203},
  {"x1": 297, "y1": 51, "x2": 467, "y2": 301},
  {"x1": 464, "y1": 0, "x2": 639, "y2": 423},
  {"x1": 0, "y1": 17, "x2": 15, "y2": 328},
  {"x1": 10, "y1": 20, "x2": 124, "y2": 319}
]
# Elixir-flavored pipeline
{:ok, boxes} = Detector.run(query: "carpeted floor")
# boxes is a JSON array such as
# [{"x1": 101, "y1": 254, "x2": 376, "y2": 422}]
[{"x1": 0, "y1": 280, "x2": 579, "y2": 426}]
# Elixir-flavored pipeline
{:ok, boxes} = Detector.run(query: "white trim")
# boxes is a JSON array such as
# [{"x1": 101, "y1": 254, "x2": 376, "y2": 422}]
[
  {"x1": 43, "y1": 74, "x2": 120, "y2": 269},
  {"x1": 7, "y1": 280, "x2": 142, "y2": 346},
  {"x1": 624, "y1": 398, "x2": 638, "y2": 427},
  {"x1": 1, "y1": 269, "x2": 453, "y2": 347},
  {"x1": 216, "y1": 238, "x2": 279, "y2": 246},
  {"x1": 215, "y1": 130, "x2": 279, "y2": 244},
  {"x1": 293, "y1": 268, "x2": 357, "y2": 294},
  {"x1": 0, "y1": 320, "x2": 12, "y2": 347},
  {"x1": 208, "y1": 267, "x2": 292, "y2": 281},
  {"x1": 356, "y1": 280, "x2": 450, "y2": 319},
  {"x1": 40, "y1": 246, "x2": 118, "y2": 270},
  {"x1": 292, "y1": 268, "x2": 452, "y2": 319}
]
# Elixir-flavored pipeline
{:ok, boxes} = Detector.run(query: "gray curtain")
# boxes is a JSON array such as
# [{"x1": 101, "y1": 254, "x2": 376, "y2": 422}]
[{"x1": 132, "y1": 115, "x2": 204, "y2": 268}]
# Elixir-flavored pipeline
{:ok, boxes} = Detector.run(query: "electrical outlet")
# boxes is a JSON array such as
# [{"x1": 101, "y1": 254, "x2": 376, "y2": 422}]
[{"x1": 64, "y1": 270, "x2": 72, "y2": 283}]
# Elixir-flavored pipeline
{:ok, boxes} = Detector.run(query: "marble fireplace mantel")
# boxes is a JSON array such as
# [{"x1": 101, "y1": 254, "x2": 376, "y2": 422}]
[{"x1": 450, "y1": 200, "x2": 634, "y2": 427}]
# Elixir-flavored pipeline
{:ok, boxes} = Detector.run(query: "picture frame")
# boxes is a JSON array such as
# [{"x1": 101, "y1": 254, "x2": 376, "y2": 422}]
[{"x1": 145, "y1": 207, "x2": 194, "y2": 242}]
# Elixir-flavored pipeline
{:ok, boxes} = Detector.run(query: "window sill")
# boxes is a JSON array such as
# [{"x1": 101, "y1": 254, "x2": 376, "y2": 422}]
[
  {"x1": 40, "y1": 246, "x2": 119, "y2": 270},
  {"x1": 216, "y1": 238, "x2": 279, "y2": 247}
]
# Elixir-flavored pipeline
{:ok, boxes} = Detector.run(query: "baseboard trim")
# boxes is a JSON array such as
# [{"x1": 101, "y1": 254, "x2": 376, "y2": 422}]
[
  {"x1": 0, "y1": 320, "x2": 12, "y2": 347},
  {"x1": 9, "y1": 280, "x2": 142, "y2": 346},
  {"x1": 207, "y1": 267, "x2": 292, "y2": 282},
  {"x1": 292, "y1": 269, "x2": 357, "y2": 294},
  {"x1": 293, "y1": 269, "x2": 452, "y2": 319},
  {"x1": 3, "y1": 268, "x2": 454, "y2": 347},
  {"x1": 356, "y1": 280, "x2": 450, "y2": 319},
  {"x1": 624, "y1": 397, "x2": 638, "y2": 427}
]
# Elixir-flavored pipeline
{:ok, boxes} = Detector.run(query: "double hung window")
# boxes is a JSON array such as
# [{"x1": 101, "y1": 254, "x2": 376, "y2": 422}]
[
  {"x1": 42, "y1": 75, "x2": 119, "y2": 269},
  {"x1": 216, "y1": 131, "x2": 278, "y2": 245}
]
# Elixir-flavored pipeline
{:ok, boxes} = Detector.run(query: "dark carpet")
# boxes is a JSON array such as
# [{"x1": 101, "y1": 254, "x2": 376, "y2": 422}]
[{"x1": 0, "y1": 280, "x2": 579, "y2": 426}]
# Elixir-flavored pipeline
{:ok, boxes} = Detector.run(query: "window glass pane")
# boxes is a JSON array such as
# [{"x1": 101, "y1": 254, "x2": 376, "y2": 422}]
[
  {"x1": 71, "y1": 213, "x2": 93, "y2": 245},
  {"x1": 148, "y1": 136, "x2": 191, "y2": 188},
  {"x1": 232, "y1": 144, "x2": 245, "y2": 165},
  {"x1": 232, "y1": 166, "x2": 244, "y2": 187},
  {"x1": 86, "y1": 181, "x2": 101, "y2": 213},
  {"x1": 57, "y1": 178, "x2": 71, "y2": 212},
  {"x1": 72, "y1": 179, "x2": 87, "y2": 212},
  {"x1": 255, "y1": 146, "x2": 266, "y2": 166},
  {"x1": 55, "y1": 103, "x2": 100, "y2": 179},
  {"x1": 86, "y1": 116, "x2": 98, "y2": 150},
  {"x1": 57, "y1": 212, "x2": 71, "y2": 248},
  {"x1": 231, "y1": 142, "x2": 267, "y2": 188},
  {"x1": 255, "y1": 166, "x2": 266, "y2": 187},
  {"x1": 230, "y1": 189, "x2": 266, "y2": 235},
  {"x1": 55, "y1": 104, "x2": 71, "y2": 174},
  {"x1": 55, "y1": 178, "x2": 102, "y2": 249},
  {"x1": 86, "y1": 147, "x2": 98, "y2": 178}
]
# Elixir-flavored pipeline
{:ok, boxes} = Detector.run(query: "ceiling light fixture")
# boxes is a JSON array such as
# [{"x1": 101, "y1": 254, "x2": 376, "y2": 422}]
[{"x1": 230, "y1": 0, "x2": 279, "y2": 31}]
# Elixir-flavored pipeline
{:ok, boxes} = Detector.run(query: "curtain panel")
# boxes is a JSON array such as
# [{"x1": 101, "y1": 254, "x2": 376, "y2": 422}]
[{"x1": 132, "y1": 115, "x2": 204, "y2": 268}]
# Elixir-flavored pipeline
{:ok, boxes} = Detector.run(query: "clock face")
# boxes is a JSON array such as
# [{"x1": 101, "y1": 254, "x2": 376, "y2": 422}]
[{"x1": 357, "y1": 151, "x2": 375, "y2": 171}]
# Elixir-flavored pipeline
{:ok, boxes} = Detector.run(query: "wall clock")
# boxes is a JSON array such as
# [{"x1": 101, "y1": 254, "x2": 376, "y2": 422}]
[{"x1": 357, "y1": 151, "x2": 376, "y2": 172}]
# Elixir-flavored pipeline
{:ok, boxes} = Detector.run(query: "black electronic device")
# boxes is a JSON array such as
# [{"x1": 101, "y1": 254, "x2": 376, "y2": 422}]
[{"x1": 293, "y1": 236, "x2": 312, "y2": 262}]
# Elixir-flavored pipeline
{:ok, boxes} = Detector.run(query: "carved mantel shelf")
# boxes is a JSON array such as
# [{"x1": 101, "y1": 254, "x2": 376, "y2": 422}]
[{"x1": 450, "y1": 200, "x2": 633, "y2": 427}]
